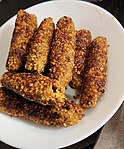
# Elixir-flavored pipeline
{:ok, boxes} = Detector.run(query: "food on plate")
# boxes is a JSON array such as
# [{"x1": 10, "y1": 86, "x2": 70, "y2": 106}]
[
  {"x1": 25, "y1": 17, "x2": 55, "y2": 73},
  {"x1": 6, "y1": 10, "x2": 37, "y2": 71},
  {"x1": 49, "y1": 16, "x2": 76, "y2": 87},
  {"x1": 1, "y1": 72, "x2": 65, "y2": 106},
  {"x1": 69, "y1": 29, "x2": 92, "y2": 89},
  {"x1": 80, "y1": 36, "x2": 108, "y2": 108},
  {"x1": 0, "y1": 88, "x2": 83, "y2": 127},
  {"x1": 0, "y1": 9, "x2": 108, "y2": 127}
]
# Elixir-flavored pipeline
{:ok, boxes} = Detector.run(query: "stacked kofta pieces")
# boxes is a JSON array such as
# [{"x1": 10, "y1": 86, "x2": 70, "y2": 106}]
[{"x1": 0, "y1": 10, "x2": 108, "y2": 127}]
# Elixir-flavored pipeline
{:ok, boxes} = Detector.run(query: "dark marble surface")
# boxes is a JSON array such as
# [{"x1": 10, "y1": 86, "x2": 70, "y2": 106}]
[{"x1": 0, "y1": 0, "x2": 124, "y2": 149}]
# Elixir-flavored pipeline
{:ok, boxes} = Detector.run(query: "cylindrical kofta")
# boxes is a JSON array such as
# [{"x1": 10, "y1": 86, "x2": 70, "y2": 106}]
[
  {"x1": 25, "y1": 17, "x2": 55, "y2": 73},
  {"x1": 6, "y1": 10, "x2": 37, "y2": 71},
  {"x1": 49, "y1": 16, "x2": 76, "y2": 87},
  {"x1": 1, "y1": 72, "x2": 65, "y2": 106},
  {"x1": 80, "y1": 36, "x2": 108, "y2": 108},
  {"x1": 0, "y1": 88, "x2": 84, "y2": 127},
  {"x1": 69, "y1": 29, "x2": 92, "y2": 89}
]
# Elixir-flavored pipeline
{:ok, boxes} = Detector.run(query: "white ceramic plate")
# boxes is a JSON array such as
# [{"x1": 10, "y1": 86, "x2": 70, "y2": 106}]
[{"x1": 0, "y1": 0, "x2": 124, "y2": 149}]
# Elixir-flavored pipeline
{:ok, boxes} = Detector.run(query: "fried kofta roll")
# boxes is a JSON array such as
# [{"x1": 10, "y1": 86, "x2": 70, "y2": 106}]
[
  {"x1": 25, "y1": 17, "x2": 55, "y2": 73},
  {"x1": 1, "y1": 72, "x2": 65, "y2": 106},
  {"x1": 6, "y1": 10, "x2": 37, "y2": 71},
  {"x1": 69, "y1": 30, "x2": 92, "y2": 89},
  {"x1": 49, "y1": 16, "x2": 76, "y2": 87},
  {"x1": 0, "y1": 88, "x2": 84, "y2": 127},
  {"x1": 80, "y1": 36, "x2": 108, "y2": 108}
]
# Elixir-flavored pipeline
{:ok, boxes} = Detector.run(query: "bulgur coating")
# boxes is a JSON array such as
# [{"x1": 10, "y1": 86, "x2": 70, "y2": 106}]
[
  {"x1": 49, "y1": 16, "x2": 76, "y2": 87},
  {"x1": 25, "y1": 17, "x2": 55, "y2": 73},
  {"x1": 69, "y1": 30, "x2": 92, "y2": 89},
  {"x1": 6, "y1": 10, "x2": 37, "y2": 71},
  {"x1": 1, "y1": 72, "x2": 66, "y2": 106},
  {"x1": 0, "y1": 88, "x2": 84, "y2": 127},
  {"x1": 80, "y1": 36, "x2": 108, "y2": 108}
]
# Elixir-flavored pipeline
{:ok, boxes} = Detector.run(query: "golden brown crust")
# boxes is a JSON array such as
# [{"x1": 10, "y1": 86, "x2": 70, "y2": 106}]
[
  {"x1": 69, "y1": 30, "x2": 92, "y2": 89},
  {"x1": 25, "y1": 17, "x2": 55, "y2": 73},
  {"x1": 80, "y1": 36, "x2": 108, "y2": 108},
  {"x1": 0, "y1": 88, "x2": 84, "y2": 127},
  {"x1": 1, "y1": 72, "x2": 66, "y2": 106},
  {"x1": 6, "y1": 10, "x2": 37, "y2": 71},
  {"x1": 49, "y1": 16, "x2": 76, "y2": 87}
]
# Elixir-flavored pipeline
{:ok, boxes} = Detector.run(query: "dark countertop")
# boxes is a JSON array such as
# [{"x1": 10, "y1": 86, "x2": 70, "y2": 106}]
[{"x1": 0, "y1": 0, "x2": 124, "y2": 149}]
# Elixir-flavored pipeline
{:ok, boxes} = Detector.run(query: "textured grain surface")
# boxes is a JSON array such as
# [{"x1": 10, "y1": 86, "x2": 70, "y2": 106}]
[
  {"x1": 49, "y1": 16, "x2": 76, "y2": 87},
  {"x1": 25, "y1": 17, "x2": 55, "y2": 73},
  {"x1": 80, "y1": 36, "x2": 108, "y2": 108},
  {"x1": 0, "y1": 88, "x2": 84, "y2": 127},
  {"x1": 1, "y1": 72, "x2": 66, "y2": 106},
  {"x1": 69, "y1": 30, "x2": 92, "y2": 89},
  {"x1": 6, "y1": 10, "x2": 37, "y2": 71}
]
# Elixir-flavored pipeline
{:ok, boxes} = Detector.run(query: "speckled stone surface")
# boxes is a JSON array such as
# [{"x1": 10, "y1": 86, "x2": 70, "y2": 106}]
[{"x1": 94, "y1": 103, "x2": 124, "y2": 149}]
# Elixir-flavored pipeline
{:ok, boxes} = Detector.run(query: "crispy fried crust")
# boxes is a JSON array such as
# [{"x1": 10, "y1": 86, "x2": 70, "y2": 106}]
[
  {"x1": 69, "y1": 30, "x2": 92, "y2": 89},
  {"x1": 0, "y1": 88, "x2": 84, "y2": 127},
  {"x1": 6, "y1": 10, "x2": 37, "y2": 71},
  {"x1": 80, "y1": 36, "x2": 108, "y2": 108},
  {"x1": 25, "y1": 17, "x2": 55, "y2": 73},
  {"x1": 1, "y1": 72, "x2": 66, "y2": 106},
  {"x1": 49, "y1": 16, "x2": 76, "y2": 87}
]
